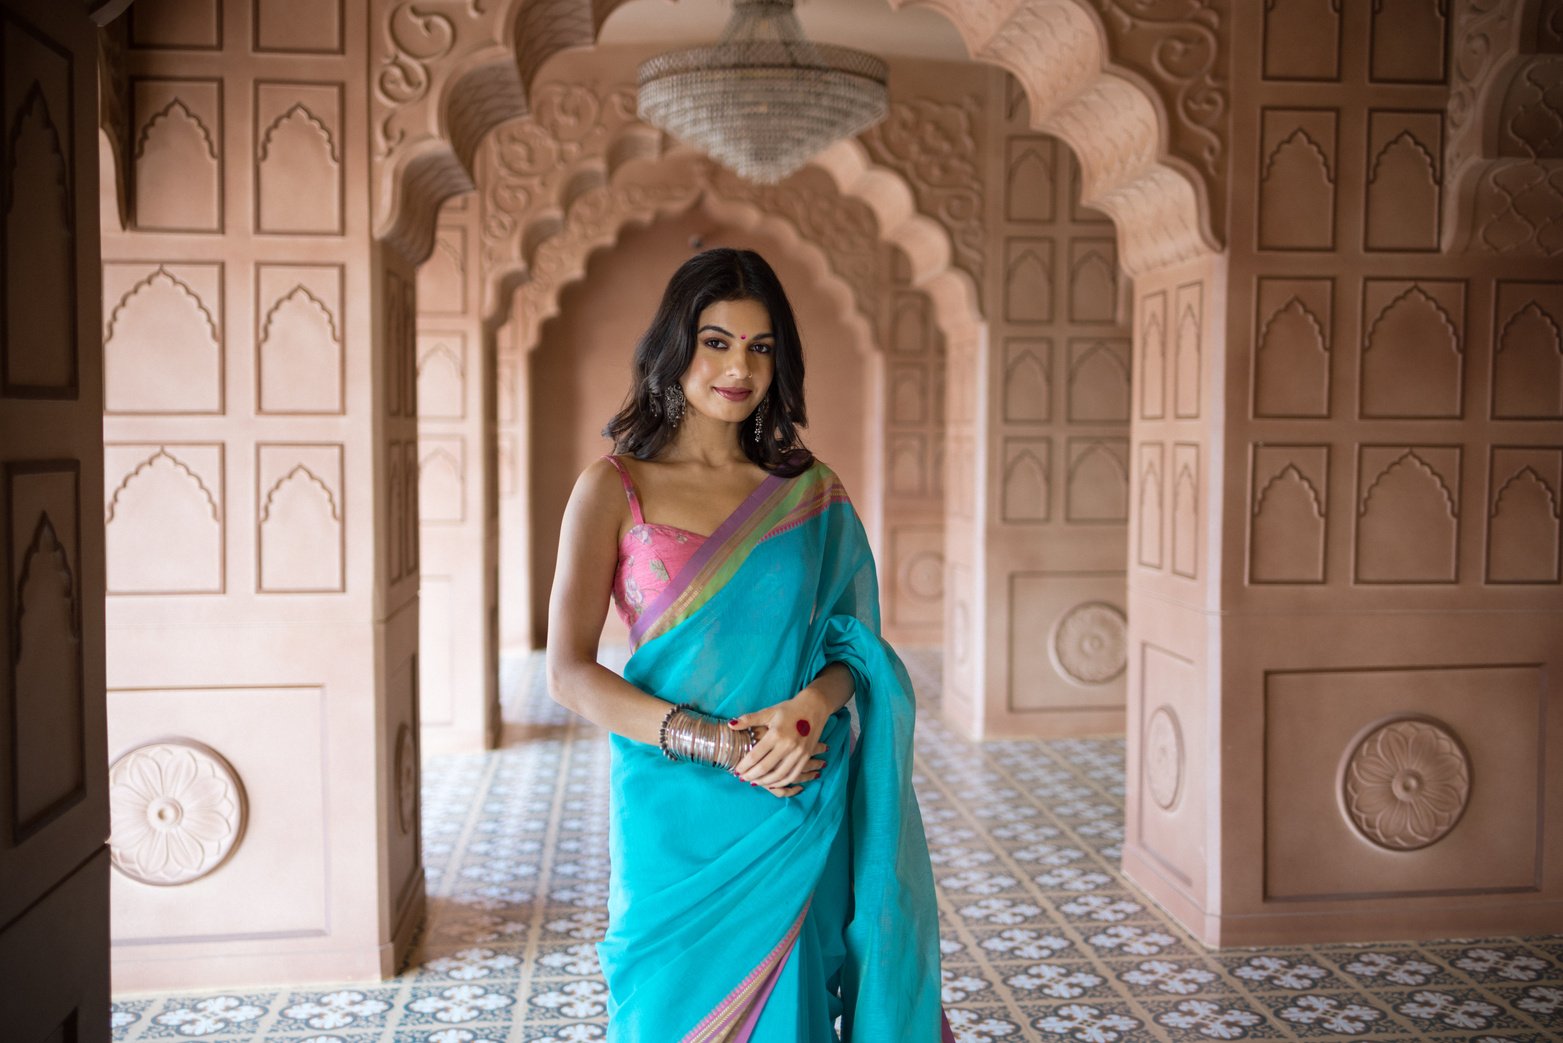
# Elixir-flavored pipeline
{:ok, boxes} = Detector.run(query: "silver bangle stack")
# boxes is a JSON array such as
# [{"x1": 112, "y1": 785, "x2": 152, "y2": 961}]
[{"x1": 658, "y1": 702, "x2": 758, "y2": 771}]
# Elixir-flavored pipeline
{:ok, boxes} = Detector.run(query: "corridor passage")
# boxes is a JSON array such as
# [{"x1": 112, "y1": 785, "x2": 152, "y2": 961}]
[{"x1": 108, "y1": 650, "x2": 1563, "y2": 1042}]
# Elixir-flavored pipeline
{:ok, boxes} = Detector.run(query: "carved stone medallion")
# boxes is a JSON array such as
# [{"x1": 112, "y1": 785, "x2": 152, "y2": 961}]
[
  {"x1": 396, "y1": 722, "x2": 417, "y2": 835},
  {"x1": 904, "y1": 550, "x2": 946, "y2": 601},
  {"x1": 1342, "y1": 716, "x2": 1472, "y2": 851},
  {"x1": 1145, "y1": 705, "x2": 1183, "y2": 810},
  {"x1": 109, "y1": 740, "x2": 245, "y2": 886},
  {"x1": 1052, "y1": 602, "x2": 1128, "y2": 685}
]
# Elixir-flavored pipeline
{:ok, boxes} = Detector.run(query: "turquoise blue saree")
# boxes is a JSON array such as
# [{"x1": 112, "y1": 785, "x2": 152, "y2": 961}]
[{"x1": 597, "y1": 459, "x2": 954, "y2": 1041}]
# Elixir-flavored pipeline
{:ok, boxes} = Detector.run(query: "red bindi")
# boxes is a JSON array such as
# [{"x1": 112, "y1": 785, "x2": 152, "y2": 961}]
[{"x1": 795, "y1": 720, "x2": 810, "y2": 737}]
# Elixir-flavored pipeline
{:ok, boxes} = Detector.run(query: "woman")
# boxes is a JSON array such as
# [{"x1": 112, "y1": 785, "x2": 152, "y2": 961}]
[{"x1": 545, "y1": 249, "x2": 955, "y2": 1041}]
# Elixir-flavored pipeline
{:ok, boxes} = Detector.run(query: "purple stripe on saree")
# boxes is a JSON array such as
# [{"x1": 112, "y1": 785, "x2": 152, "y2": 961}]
[{"x1": 628, "y1": 470, "x2": 784, "y2": 647}]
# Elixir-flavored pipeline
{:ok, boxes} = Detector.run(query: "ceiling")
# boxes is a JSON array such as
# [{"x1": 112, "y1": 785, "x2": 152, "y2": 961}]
[{"x1": 596, "y1": 0, "x2": 971, "y2": 62}]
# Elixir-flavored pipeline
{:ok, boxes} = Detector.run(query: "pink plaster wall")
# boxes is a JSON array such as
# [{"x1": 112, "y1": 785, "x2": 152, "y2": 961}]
[{"x1": 528, "y1": 205, "x2": 872, "y2": 645}]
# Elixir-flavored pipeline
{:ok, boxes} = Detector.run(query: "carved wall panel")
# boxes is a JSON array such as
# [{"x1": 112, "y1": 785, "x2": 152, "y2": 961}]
[
  {"x1": 1249, "y1": 444, "x2": 1328, "y2": 584},
  {"x1": 417, "y1": 226, "x2": 465, "y2": 315},
  {"x1": 1369, "y1": 0, "x2": 1449, "y2": 84},
  {"x1": 1365, "y1": 109, "x2": 1443, "y2": 251},
  {"x1": 1006, "y1": 135, "x2": 1055, "y2": 222},
  {"x1": 1009, "y1": 577, "x2": 1127, "y2": 713},
  {"x1": 1492, "y1": 279, "x2": 1563, "y2": 418},
  {"x1": 1139, "y1": 290, "x2": 1166, "y2": 419},
  {"x1": 1065, "y1": 438, "x2": 1128, "y2": 523},
  {"x1": 416, "y1": 331, "x2": 466, "y2": 420},
  {"x1": 102, "y1": 263, "x2": 222, "y2": 414},
  {"x1": 1361, "y1": 280, "x2": 1466, "y2": 418},
  {"x1": 889, "y1": 525, "x2": 945, "y2": 629},
  {"x1": 3, "y1": 15, "x2": 77, "y2": 398},
  {"x1": 1174, "y1": 282, "x2": 1202, "y2": 418},
  {"x1": 1003, "y1": 239, "x2": 1053, "y2": 322},
  {"x1": 1356, "y1": 445, "x2": 1461, "y2": 583},
  {"x1": 1263, "y1": 0, "x2": 1342, "y2": 81},
  {"x1": 131, "y1": 78, "x2": 220, "y2": 232},
  {"x1": 1137, "y1": 442, "x2": 1163, "y2": 570},
  {"x1": 104, "y1": 444, "x2": 222, "y2": 594},
  {"x1": 1171, "y1": 442, "x2": 1199, "y2": 579},
  {"x1": 1253, "y1": 277, "x2": 1332, "y2": 418},
  {"x1": 128, "y1": 0, "x2": 221, "y2": 50},
  {"x1": 5, "y1": 461, "x2": 85, "y2": 837},
  {"x1": 108, "y1": 685, "x2": 329, "y2": 942},
  {"x1": 1003, "y1": 338, "x2": 1051, "y2": 422},
  {"x1": 256, "y1": 264, "x2": 343, "y2": 414},
  {"x1": 1136, "y1": 642, "x2": 1201, "y2": 893},
  {"x1": 1265, "y1": 666, "x2": 1539, "y2": 900},
  {"x1": 1259, "y1": 109, "x2": 1337, "y2": 250},
  {"x1": 1067, "y1": 238, "x2": 1117, "y2": 323},
  {"x1": 418, "y1": 435, "x2": 465, "y2": 524},
  {"x1": 255, "y1": 0, "x2": 344, "y2": 54},
  {"x1": 1001, "y1": 438, "x2": 1050, "y2": 523},
  {"x1": 1065, "y1": 338, "x2": 1130, "y2": 423},
  {"x1": 255, "y1": 83, "x2": 343, "y2": 235},
  {"x1": 256, "y1": 443, "x2": 343, "y2": 593},
  {"x1": 1487, "y1": 446, "x2": 1562, "y2": 583}
]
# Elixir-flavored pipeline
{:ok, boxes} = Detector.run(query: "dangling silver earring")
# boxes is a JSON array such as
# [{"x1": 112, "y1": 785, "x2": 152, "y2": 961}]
[
  {"x1": 752, "y1": 398, "x2": 768, "y2": 442},
  {"x1": 663, "y1": 383, "x2": 686, "y2": 427}
]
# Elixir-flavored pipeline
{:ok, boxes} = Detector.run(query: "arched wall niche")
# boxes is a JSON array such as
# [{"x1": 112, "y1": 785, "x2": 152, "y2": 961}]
[{"x1": 521, "y1": 193, "x2": 885, "y2": 644}]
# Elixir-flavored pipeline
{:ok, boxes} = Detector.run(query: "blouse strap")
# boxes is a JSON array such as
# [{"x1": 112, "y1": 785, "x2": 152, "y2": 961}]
[{"x1": 600, "y1": 454, "x2": 646, "y2": 526}]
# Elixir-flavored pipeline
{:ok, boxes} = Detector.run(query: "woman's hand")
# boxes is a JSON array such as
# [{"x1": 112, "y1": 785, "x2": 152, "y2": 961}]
[{"x1": 727, "y1": 686, "x2": 831, "y2": 797}]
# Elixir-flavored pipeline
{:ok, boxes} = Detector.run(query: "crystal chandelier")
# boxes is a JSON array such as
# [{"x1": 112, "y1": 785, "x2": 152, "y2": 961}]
[{"x1": 637, "y1": 0, "x2": 889, "y2": 184}]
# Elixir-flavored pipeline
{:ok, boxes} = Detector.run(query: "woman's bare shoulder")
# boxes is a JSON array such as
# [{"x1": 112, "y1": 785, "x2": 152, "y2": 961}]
[{"x1": 563, "y1": 456, "x2": 628, "y2": 526}]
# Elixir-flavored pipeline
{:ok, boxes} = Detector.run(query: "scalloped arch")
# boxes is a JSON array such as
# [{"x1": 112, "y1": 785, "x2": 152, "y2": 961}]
[{"x1": 377, "y1": 0, "x2": 1221, "y2": 270}]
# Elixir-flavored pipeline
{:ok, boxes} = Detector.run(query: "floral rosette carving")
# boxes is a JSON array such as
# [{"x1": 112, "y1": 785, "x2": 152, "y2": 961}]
[
  {"x1": 1342, "y1": 717, "x2": 1471, "y2": 852},
  {"x1": 1145, "y1": 705, "x2": 1183, "y2": 810},
  {"x1": 109, "y1": 740, "x2": 245, "y2": 886},
  {"x1": 1051, "y1": 602, "x2": 1127, "y2": 685}
]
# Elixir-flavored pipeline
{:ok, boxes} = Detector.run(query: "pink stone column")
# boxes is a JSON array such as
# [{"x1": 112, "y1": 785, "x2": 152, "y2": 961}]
[
  {"x1": 100, "y1": 0, "x2": 424, "y2": 988},
  {"x1": 417, "y1": 193, "x2": 500, "y2": 752},
  {"x1": 0, "y1": 0, "x2": 113, "y2": 1032},
  {"x1": 1121, "y1": 0, "x2": 1563, "y2": 945},
  {"x1": 942, "y1": 69, "x2": 1134, "y2": 739}
]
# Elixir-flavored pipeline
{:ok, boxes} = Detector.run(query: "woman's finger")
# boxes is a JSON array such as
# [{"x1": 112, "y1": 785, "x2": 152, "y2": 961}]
[{"x1": 750, "y1": 746, "x2": 808, "y2": 788}]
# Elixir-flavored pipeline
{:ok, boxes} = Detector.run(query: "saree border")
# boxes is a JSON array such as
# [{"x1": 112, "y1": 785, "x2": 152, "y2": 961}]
[
  {"x1": 680, "y1": 897, "x2": 812, "y2": 1043},
  {"x1": 631, "y1": 463, "x2": 850, "y2": 648}
]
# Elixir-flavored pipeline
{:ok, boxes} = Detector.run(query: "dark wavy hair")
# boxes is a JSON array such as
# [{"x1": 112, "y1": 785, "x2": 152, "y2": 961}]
[{"x1": 603, "y1": 248, "x2": 813, "y2": 476}]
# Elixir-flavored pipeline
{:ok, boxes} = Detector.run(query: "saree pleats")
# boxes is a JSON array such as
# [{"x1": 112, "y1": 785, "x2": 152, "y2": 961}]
[{"x1": 597, "y1": 463, "x2": 944, "y2": 1041}]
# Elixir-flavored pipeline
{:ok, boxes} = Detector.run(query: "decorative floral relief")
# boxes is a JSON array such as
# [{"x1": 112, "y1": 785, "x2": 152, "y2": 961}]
[
  {"x1": 1144, "y1": 705, "x2": 1183, "y2": 810},
  {"x1": 375, "y1": 4, "x2": 458, "y2": 158},
  {"x1": 109, "y1": 740, "x2": 245, "y2": 886},
  {"x1": 1052, "y1": 601, "x2": 1128, "y2": 685},
  {"x1": 1342, "y1": 717, "x2": 1471, "y2": 851},
  {"x1": 859, "y1": 97, "x2": 986, "y2": 287}
]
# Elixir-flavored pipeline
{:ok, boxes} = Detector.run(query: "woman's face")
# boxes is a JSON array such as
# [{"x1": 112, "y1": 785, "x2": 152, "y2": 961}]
[{"x1": 678, "y1": 297, "x2": 776, "y2": 425}]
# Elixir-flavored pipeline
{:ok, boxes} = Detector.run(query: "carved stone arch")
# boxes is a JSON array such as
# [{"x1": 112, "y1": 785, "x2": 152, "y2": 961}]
[
  {"x1": 1447, "y1": 0, "x2": 1563, "y2": 254},
  {"x1": 512, "y1": 148, "x2": 893, "y2": 352},
  {"x1": 476, "y1": 0, "x2": 1217, "y2": 262}
]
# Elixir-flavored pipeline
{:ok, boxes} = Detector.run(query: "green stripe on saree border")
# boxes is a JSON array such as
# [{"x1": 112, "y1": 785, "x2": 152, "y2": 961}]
[{"x1": 636, "y1": 464, "x2": 848, "y2": 648}]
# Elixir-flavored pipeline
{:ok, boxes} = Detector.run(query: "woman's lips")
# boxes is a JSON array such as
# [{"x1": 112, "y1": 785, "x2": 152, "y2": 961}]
[{"x1": 713, "y1": 387, "x2": 752, "y2": 401}]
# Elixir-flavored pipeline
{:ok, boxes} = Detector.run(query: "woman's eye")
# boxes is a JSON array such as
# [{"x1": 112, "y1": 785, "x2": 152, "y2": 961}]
[
  {"x1": 704, "y1": 338, "x2": 727, "y2": 350},
  {"x1": 750, "y1": 342, "x2": 773, "y2": 354}
]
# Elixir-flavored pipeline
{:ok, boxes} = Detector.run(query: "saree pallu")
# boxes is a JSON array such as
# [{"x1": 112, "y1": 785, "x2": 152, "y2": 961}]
[{"x1": 597, "y1": 460, "x2": 951, "y2": 1042}]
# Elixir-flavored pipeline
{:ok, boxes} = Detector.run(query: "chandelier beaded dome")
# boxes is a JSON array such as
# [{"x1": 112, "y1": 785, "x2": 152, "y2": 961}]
[{"x1": 636, "y1": 0, "x2": 890, "y2": 184}]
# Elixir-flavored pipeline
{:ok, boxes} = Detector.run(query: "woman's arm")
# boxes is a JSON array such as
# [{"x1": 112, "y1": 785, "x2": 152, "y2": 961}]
[{"x1": 544, "y1": 459, "x2": 671, "y2": 747}]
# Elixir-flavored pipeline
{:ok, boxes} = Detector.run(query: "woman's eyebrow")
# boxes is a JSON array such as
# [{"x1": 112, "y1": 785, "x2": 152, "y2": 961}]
[{"x1": 697, "y1": 324, "x2": 773, "y2": 339}]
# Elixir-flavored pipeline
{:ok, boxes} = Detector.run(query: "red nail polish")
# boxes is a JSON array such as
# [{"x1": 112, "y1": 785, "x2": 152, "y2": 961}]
[
  {"x1": 728, "y1": 718, "x2": 740, "y2": 726},
  {"x1": 795, "y1": 720, "x2": 810, "y2": 737}
]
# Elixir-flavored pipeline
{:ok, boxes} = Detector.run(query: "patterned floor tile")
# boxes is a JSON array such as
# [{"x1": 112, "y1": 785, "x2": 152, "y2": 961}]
[{"x1": 107, "y1": 647, "x2": 1563, "y2": 1043}]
